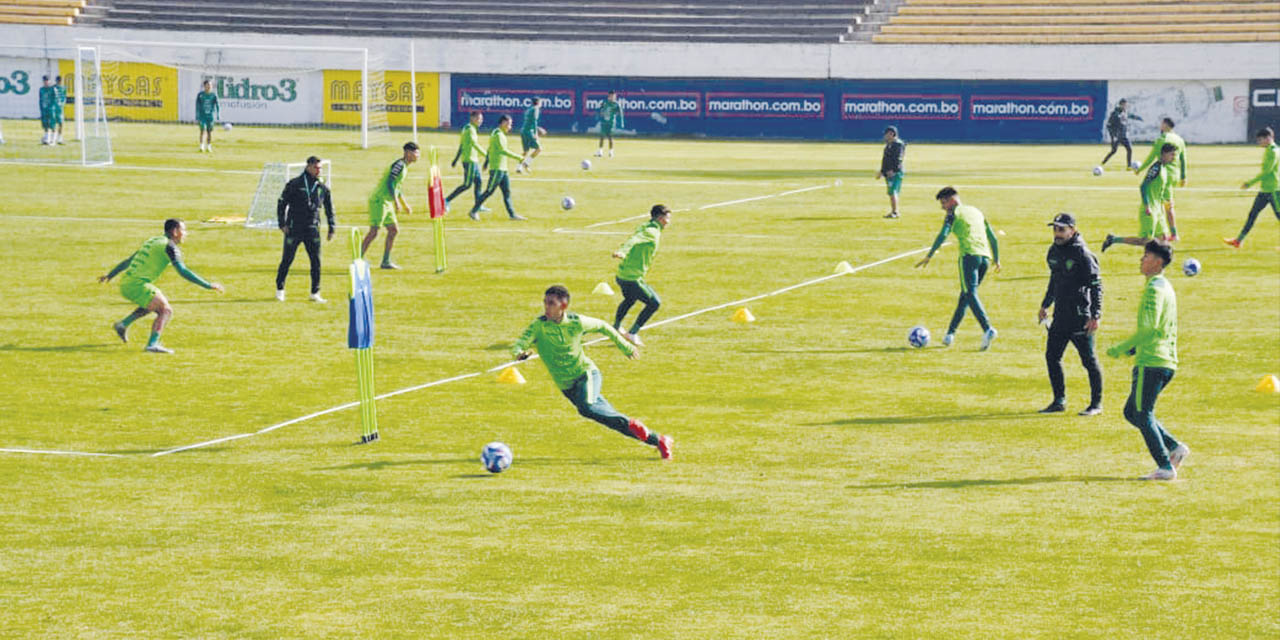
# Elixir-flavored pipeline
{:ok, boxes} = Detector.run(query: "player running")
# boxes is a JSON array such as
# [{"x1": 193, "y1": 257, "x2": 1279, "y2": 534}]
[
  {"x1": 98, "y1": 218, "x2": 224, "y2": 354},
  {"x1": 612, "y1": 204, "x2": 671, "y2": 346},
  {"x1": 594, "y1": 90, "x2": 624, "y2": 158},
  {"x1": 363, "y1": 141, "x2": 419, "y2": 269},
  {"x1": 875, "y1": 125, "x2": 905, "y2": 219},
  {"x1": 1134, "y1": 117, "x2": 1187, "y2": 241},
  {"x1": 445, "y1": 110, "x2": 488, "y2": 214},
  {"x1": 196, "y1": 79, "x2": 220, "y2": 153},
  {"x1": 1100, "y1": 99, "x2": 1141, "y2": 169},
  {"x1": 915, "y1": 187, "x2": 1001, "y2": 350},
  {"x1": 516, "y1": 97, "x2": 544, "y2": 174},
  {"x1": 1102, "y1": 143, "x2": 1178, "y2": 252},
  {"x1": 469, "y1": 115, "x2": 526, "y2": 221},
  {"x1": 512, "y1": 285, "x2": 674, "y2": 460},
  {"x1": 1225, "y1": 126, "x2": 1279, "y2": 249}
]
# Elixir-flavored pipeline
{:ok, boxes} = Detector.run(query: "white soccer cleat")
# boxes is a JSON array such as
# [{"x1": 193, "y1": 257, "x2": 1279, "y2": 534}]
[
  {"x1": 309, "y1": 292, "x2": 327, "y2": 303},
  {"x1": 623, "y1": 331, "x2": 644, "y2": 347},
  {"x1": 942, "y1": 333, "x2": 954, "y2": 347},
  {"x1": 593, "y1": 149, "x2": 603, "y2": 157},
  {"x1": 515, "y1": 163, "x2": 525, "y2": 174},
  {"x1": 980, "y1": 327, "x2": 998, "y2": 351},
  {"x1": 145, "y1": 344, "x2": 174, "y2": 354},
  {"x1": 1141, "y1": 467, "x2": 1176, "y2": 481},
  {"x1": 1169, "y1": 444, "x2": 1190, "y2": 470},
  {"x1": 608, "y1": 150, "x2": 614, "y2": 158},
  {"x1": 275, "y1": 289, "x2": 285, "y2": 302}
]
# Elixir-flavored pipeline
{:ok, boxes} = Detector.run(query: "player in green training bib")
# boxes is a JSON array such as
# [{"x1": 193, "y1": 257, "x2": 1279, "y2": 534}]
[
  {"x1": 445, "y1": 110, "x2": 488, "y2": 213},
  {"x1": 196, "y1": 79, "x2": 220, "y2": 153},
  {"x1": 1225, "y1": 126, "x2": 1280, "y2": 248},
  {"x1": 612, "y1": 204, "x2": 670, "y2": 346},
  {"x1": 1106, "y1": 240, "x2": 1189, "y2": 481},
  {"x1": 594, "y1": 90, "x2": 624, "y2": 158},
  {"x1": 363, "y1": 141, "x2": 419, "y2": 269},
  {"x1": 512, "y1": 285, "x2": 674, "y2": 460},
  {"x1": 516, "y1": 97, "x2": 544, "y2": 174},
  {"x1": 1134, "y1": 117, "x2": 1187, "y2": 241},
  {"x1": 469, "y1": 115, "x2": 526, "y2": 221},
  {"x1": 916, "y1": 186, "x2": 1001, "y2": 350},
  {"x1": 98, "y1": 218, "x2": 224, "y2": 354},
  {"x1": 1102, "y1": 143, "x2": 1177, "y2": 252}
]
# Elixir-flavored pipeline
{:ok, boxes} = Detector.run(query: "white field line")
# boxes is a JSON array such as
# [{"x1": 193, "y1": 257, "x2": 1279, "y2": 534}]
[
  {"x1": 0, "y1": 448, "x2": 124, "y2": 458},
  {"x1": 567, "y1": 182, "x2": 830, "y2": 233}
]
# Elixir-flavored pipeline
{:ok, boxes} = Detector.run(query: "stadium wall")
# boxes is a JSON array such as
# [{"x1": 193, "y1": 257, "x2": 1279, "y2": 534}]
[{"x1": 1, "y1": 25, "x2": 1274, "y2": 142}]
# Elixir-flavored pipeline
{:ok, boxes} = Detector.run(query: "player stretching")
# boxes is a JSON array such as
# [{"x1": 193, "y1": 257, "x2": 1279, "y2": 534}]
[
  {"x1": 98, "y1": 218, "x2": 224, "y2": 354},
  {"x1": 1106, "y1": 240, "x2": 1188, "y2": 481},
  {"x1": 875, "y1": 125, "x2": 905, "y2": 218},
  {"x1": 363, "y1": 141, "x2": 419, "y2": 269},
  {"x1": 1225, "y1": 127, "x2": 1279, "y2": 249},
  {"x1": 594, "y1": 90, "x2": 624, "y2": 158},
  {"x1": 512, "y1": 285, "x2": 674, "y2": 460},
  {"x1": 516, "y1": 97, "x2": 544, "y2": 174},
  {"x1": 916, "y1": 187, "x2": 1000, "y2": 349},
  {"x1": 1134, "y1": 117, "x2": 1187, "y2": 241},
  {"x1": 445, "y1": 110, "x2": 488, "y2": 214},
  {"x1": 196, "y1": 79, "x2": 220, "y2": 153},
  {"x1": 613, "y1": 205, "x2": 671, "y2": 346},
  {"x1": 1102, "y1": 143, "x2": 1177, "y2": 252},
  {"x1": 1100, "y1": 99, "x2": 1141, "y2": 168},
  {"x1": 469, "y1": 115, "x2": 525, "y2": 221}
]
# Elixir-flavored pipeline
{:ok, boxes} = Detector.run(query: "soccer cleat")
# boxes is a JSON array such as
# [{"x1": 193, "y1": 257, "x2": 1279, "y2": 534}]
[
  {"x1": 1101, "y1": 234, "x2": 1116, "y2": 252},
  {"x1": 941, "y1": 333, "x2": 954, "y2": 347},
  {"x1": 1141, "y1": 467, "x2": 1176, "y2": 481},
  {"x1": 1167, "y1": 234, "x2": 1179, "y2": 244},
  {"x1": 515, "y1": 163, "x2": 525, "y2": 174},
  {"x1": 1038, "y1": 402, "x2": 1066, "y2": 414},
  {"x1": 508, "y1": 213, "x2": 527, "y2": 221},
  {"x1": 145, "y1": 344, "x2": 174, "y2": 354},
  {"x1": 980, "y1": 327, "x2": 998, "y2": 351},
  {"x1": 657, "y1": 434, "x2": 674, "y2": 460},
  {"x1": 1223, "y1": 237, "x2": 1242, "y2": 249},
  {"x1": 468, "y1": 209, "x2": 480, "y2": 221},
  {"x1": 380, "y1": 262, "x2": 401, "y2": 270},
  {"x1": 113, "y1": 322, "x2": 129, "y2": 344},
  {"x1": 883, "y1": 211, "x2": 899, "y2": 219},
  {"x1": 627, "y1": 419, "x2": 651, "y2": 442},
  {"x1": 478, "y1": 206, "x2": 492, "y2": 213},
  {"x1": 275, "y1": 289, "x2": 285, "y2": 302},
  {"x1": 593, "y1": 149, "x2": 603, "y2": 157},
  {"x1": 1169, "y1": 444, "x2": 1190, "y2": 470},
  {"x1": 1078, "y1": 405, "x2": 1103, "y2": 416},
  {"x1": 608, "y1": 150, "x2": 614, "y2": 158},
  {"x1": 309, "y1": 292, "x2": 327, "y2": 303},
  {"x1": 622, "y1": 331, "x2": 644, "y2": 347},
  {"x1": 207, "y1": 145, "x2": 213, "y2": 153}
]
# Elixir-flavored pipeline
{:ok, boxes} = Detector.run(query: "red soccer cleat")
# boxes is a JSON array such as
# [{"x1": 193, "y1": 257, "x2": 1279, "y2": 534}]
[
  {"x1": 657, "y1": 435, "x2": 674, "y2": 460},
  {"x1": 1223, "y1": 237, "x2": 1242, "y2": 249},
  {"x1": 627, "y1": 419, "x2": 650, "y2": 442}
]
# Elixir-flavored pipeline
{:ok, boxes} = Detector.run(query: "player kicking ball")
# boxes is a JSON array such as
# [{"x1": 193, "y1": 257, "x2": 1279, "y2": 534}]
[
  {"x1": 99, "y1": 218, "x2": 224, "y2": 353},
  {"x1": 512, "y1": 285, "x2": 673, "y2": 460}
]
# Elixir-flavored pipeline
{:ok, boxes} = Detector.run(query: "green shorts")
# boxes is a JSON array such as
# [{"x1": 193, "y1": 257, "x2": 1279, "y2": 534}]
[
  {"x1": 120, "y1": 279, "x2": 160, "y2": 308},
  {"x1": 369, "y1": 197, "x2": 398, "y2": 227},
  {"x1": 521, "y1": 130, "x2": 539, "y2": 152},
  {"x1": 197, "y1": 118, "x2": 214, "y2": 132},
  {"x1": 886, "y1": 171, "x2": 903, "y2": 196},
  {"x1": 1137, "y1": 204, "x2": 1170, "y2": 239},
  {"x1": 599, "y1": 122, "x2": 614, "y2": 137},
  {"x1": 40, "y1": 113, "x2": 53, "y2": 129}
]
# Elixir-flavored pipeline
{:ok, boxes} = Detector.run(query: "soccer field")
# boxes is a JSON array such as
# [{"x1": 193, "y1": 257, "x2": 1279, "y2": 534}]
[{"x1": 1, "y1": 123, "x2": 1277, "y2": 638}]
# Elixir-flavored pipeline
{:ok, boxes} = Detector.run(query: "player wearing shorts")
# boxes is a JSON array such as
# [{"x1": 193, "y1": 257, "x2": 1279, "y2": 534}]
[
  {"x1": 195, "y1": 80, "x2": 220, "y2": 153},
  {"x1": 362, "y1": 141, "x2": 420, "y2": 269},
  {"x1": 1134, "y1": 117, "x2": 1187, "y2": 241},
  {"x1": 1103, "y1": 144, "x2": 1177, "y2": 252},
  {"x1": 876, "y1": 125, "x2": 905, "y2": 218},
  {"x1": 516, "y1": 97, "x2": 543, "y2": 174},
  {"x1": 594, "y1": 90, "x2": 624, "y2": 158}
]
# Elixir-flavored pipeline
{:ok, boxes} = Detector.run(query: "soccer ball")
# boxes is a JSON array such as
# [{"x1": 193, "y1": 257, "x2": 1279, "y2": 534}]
[
  {"x1": 1182, "y1": 258, "x2": 1201, "y2": 277},
  {"x1": 907, "y1": 325, "x2": 930, "y2": 348},
  {"x1": 222, "y1": 122, "x2": 232, "y2": 131},
  {"x1": 1092, "y1": 166, "x2": 1103, "y2": 176},
  {"x1": 481, "y1": 442, "x2": 512, "y2": 473},
  {"x1": 1130, "y1": 161, "x2": 1141, "y2": 170},
  {"x1": 561, "y1": 196, "x2": 575, "y2": 210},
  {"x1": 581, "y1": 159, "x2": 592, "y2": 170}
]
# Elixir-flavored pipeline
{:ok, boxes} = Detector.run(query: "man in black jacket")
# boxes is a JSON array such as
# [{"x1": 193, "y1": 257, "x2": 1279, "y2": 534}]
[
  {"x1": 1100, "y1": 99, "x2": 1141, "y2": 169},
  {"x1": 876, "y1": 125, "x2": 906, "y2": 218},
  {"x1": 276, "y1": 156, "x2": 335, "y2": 302},
  {"x1": 1038, "y1": 213, "x2": 1104, "y2": 415}
]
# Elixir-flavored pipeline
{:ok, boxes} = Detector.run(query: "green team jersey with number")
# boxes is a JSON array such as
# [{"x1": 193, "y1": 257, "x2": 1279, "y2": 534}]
[
  {"x1": 371, "y1": 158, "x2": 408, "y2": 201},
  {"x1": 38, "y1": 85, "x2": 55, "y2": 113},
  {"x1": 1245, "y1": 142, "x2": 1279, "y2": 193},
  {"x1": 521, "y1": 105, "x2": 540, "y2": 133},
  {"x1": 616, "y1": 219, "x2": 662, "y2": 282},
  {"x1": 1140, "y1": 161, "x2": 1177, "y2": 212},
  {"x1": 112, "y1": 235, "x2": 212, "y2": 289},
  {"x1": 1138, "y1": 130, "x2": 1187, "y2": 181},
  {"x1": 1110, "y1": 274, "x2": 1177, "y2": 370},
  {"x1": 456, "y1": 123, "x2": 486, "y2": 165},
  {"x1": 486, "y1": 128, "x2": 523, "y2": 172},
  {"x1": 511, "y1": 312, "x2": 635, "y2": 390},
  {"x1": 196, "y1": 90, "x2": 219, "y2": 121},
  {"x1": 598, "y1": 99, "x2": 623, "y2": 127}
]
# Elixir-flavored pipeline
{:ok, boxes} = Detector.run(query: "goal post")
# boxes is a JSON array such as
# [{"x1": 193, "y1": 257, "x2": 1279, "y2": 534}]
[
  {"x1": 0, "y1": 44, "x2": 112, "y2": 166},
  {"x1": 247, "y1": 159, "x2": 332, "y2": 229}
]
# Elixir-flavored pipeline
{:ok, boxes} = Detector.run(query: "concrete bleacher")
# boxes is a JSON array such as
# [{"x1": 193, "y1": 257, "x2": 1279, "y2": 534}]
[
  {"x1": 91, "y1": 0, "x2": 874, "y2": 43},
  {"x1": 0, "y1": 0, "x2": 85, "y2": 26},
  {"x1": 868, "y1": 0, "x2": 1280, "y2": 43}
]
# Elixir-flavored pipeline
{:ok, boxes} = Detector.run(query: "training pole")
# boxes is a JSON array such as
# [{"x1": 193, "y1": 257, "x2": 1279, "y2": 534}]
[
  {"x1": 427, "y1": 146, "x2": 447, "y2": 273},
  {"x1": 348, "y1": 228, "x2": 378, "y2": 443}
]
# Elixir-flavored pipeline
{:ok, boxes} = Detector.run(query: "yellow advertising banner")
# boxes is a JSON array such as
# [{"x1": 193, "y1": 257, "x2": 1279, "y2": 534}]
[
  {"x1": 59, "y1": 59, "x2": 178, "y2": 122},
  {"x1": 323, "y1": 70, "x2": 439, "y2": 129}
]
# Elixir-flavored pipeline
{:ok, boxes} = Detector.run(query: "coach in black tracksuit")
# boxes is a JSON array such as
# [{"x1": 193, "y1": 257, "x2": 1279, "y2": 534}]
[
  {"x1": 1038, "y1": 213, "x2": 1104, "y2": 416},
  {"x1": 276, "y1": 156, "x2": 335, "y2": 300},
  {"x1": 1100, "y1": 99, "x2": 1142, "y2": 168}
]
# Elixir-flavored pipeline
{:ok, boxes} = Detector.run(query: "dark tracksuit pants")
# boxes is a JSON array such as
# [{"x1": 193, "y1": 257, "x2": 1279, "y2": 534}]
[
  {"x1": 1102, "y1": 132, "x2": 1132, "y2": 166},
  {"x1": 948, "y1": 254, "x2": 991, "y2": 334},
  {"x1": 277, "y1": 228, "x2": 321, "y2": 294},
  {"x1": 472, "y1": 170, "x2": 516, "y2": 217},
  {"x1": 1124, "y1": 366, "x2": 1180, "y2": 469},
  {"x1": 1045, "y1": 324, "x2": 1103, "y2": 407},
  {"x1": 1236, "y1": 191, "x2": 1280, "y2": 241},
  {"x1": 561, "y1": 369, "x2": 658, "y2": 446},
  {"x1": 614, "y1": 277, "x2": 661, "y2": 334},
  {"x1": 445, "y1": 161, "x2": 482, "y2": 207}
]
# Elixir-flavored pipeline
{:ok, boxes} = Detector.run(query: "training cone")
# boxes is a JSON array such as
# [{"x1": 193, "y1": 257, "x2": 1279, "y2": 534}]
[
  {"x1": 834, "y1": 261, "x2": 854, "y2": 274},
  {"x1": 592, "y1": 281, "x2": 615, "y2": 296},
  {"x1": 731, "y1": 307, "x2": 755, "y2": 324},
  {"x1": 497, "y1": 366, "x2": 526, "y2": 385},
  {"x1": 1256, "y1": 374, "x2": 1280, "y2": 393}
]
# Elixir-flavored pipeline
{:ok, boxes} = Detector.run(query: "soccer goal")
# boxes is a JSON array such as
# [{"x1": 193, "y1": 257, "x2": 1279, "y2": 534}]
[
  {"x1": 0, "y1": 45, "x2": 112, "y2": 166},
  {"x1": 246, "y1": 159, "x2": 332, "y2": 229}
]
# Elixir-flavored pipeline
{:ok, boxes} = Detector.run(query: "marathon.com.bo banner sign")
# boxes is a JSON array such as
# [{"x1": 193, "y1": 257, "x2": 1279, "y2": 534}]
[
  {"x1": 1249, "y1": 79, "x2": 1280, "y2": 136},
  {"x1": 451, "y1": 75, "x2": 1106, "y2": 142}
]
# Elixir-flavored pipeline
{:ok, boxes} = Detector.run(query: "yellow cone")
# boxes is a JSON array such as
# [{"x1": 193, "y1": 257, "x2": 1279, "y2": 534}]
[
  {"x1": 834, "y1": 261, "x2": 854, "y2": 274},
  {"x1": 731, "y1": 307, "x2": 755, "y2": 323},
  {"x1": 497, "y1": 366, "x2": 526, "y2": 385},
  {"x1": 592, "y1": 281, "x2": 615, "y2": 296},
  {"x1": 1256, "y1": 374, "x2": 1280, "y2": 393}
]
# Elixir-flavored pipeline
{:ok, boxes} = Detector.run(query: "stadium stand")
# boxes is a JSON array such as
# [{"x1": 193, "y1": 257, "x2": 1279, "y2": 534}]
[
  {"x1": 88, "y1": 1, "x2": 874, "y2": 43},
  {"x1": 867, "y1": 0, "x2": 1280, "y2": 44},
  {"x1": 0, "y1": 0, "x2": 85, "y2": 26}
]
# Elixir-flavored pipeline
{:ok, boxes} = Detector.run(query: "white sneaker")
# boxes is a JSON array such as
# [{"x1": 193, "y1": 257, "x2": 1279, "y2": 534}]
[
  {"x1": 942, "y1": 333, "x2": 954, "y2": 347},
  {"x1": 1169, "y1": 444, "x2": 1190, "y2": 470},
  {"x1": 275, "y1": 289, "x2": 285, "y2": 301},
  {"x1": 145, "y1": 344, "x2": 174, "y2": 354},
  {"x1": 980, "y1": 327, "x2": 998, "y2": 351},
  {"x1": 207, "y1": 145, "x2": 213, "y2": 153},
  {"x1": 623, "y1": 331, "x2": 645, "y2": 347},
  {"x1": 515, "y1": 163, "x2": 525, "y2": 174},
  {"x1": 309, "y1": 292, "x2": 327, "y2": 303},
  {"x1": 593, "y1": 149, "x2": 603, "y2": 157},
  {"x1": 608, "y1": 150, "x2": 614, "y2": 158},
  {"x1": 1141, "y1": 467, "x2": 1176, "y2": 481}
]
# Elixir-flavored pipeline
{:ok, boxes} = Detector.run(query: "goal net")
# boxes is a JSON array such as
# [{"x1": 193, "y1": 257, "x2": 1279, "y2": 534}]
[
  {"x1": 247, "y1": 159, "x2": 332, "y2": 229},
  {"x1": 0, "y1": 45, "x2": 112, "y2": 166}
]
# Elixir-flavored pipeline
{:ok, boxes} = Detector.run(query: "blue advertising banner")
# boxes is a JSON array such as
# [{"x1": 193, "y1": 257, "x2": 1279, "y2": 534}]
[{"x1": 450, "y1": 74, "x2": 1106, "y2": 143}]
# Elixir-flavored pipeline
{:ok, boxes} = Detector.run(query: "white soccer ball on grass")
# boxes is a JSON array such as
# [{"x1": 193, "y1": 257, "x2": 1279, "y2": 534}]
[
  {"x1": 561, "y1": 196, "x2": 575, "y2": 210},
  {"x1": 481, "y1": 442, "x2": 512, "y2": 474},
  {"x1": 1092, "y1": 166, "x2": 1103, "y2": 176},
  {"x1": 581, "y1": 159, "x2": 592, "y2": 170}
]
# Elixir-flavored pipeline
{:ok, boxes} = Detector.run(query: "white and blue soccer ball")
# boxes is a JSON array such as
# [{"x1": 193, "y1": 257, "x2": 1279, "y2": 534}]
[
  {"x1": 1129, "y1": 161, "x2": 1141, "y2": 171},
  {"x1": 581, "y1": 159, "x2": 592, "y2": 170},
  {"x1": 222, "y1": 122, "x2": 232, "y2": 131},
  {"x1": 481, "y1": 441, "x2": 512, "y2": 474},
  {"x1": 561, "y1": 196, "x2": 575, "y2": 210},
  {"x1": 1092, "y1": 165, "x2": 1103, "y2": 176},
  {"x1": 907, "y1": 325, "x2": 930, "y2": 349},
  {"x1": 1182, "y1": 258, "x2": 1201, "y2": 277}
]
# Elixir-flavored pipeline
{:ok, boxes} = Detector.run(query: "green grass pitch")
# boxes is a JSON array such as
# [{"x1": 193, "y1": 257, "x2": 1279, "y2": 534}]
[{"x1": 1, "y1": 121, "x2": 1277, "y2": 638}]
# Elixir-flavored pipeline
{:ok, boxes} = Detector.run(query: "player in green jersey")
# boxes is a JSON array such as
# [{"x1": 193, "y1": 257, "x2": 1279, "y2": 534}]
[
  {"x1": 445, "y1": 110, "x2": 488, "y2": 213},
  {"x1": 1225, "y1": 127, "x2": 1280, "y2": 248},
  {"x1": 363, "y1": 141, "x2": 419, "y2": 268},
  {"x1": 512, "y1": 285, "x2": 674, "y2": 460},
  {"x1": 38, "y1": 75, "x2": 56, "y2": 145},
  {"x1": 612, "y1": 204, "x2": 670, "y2": 346},
  {"x1": 195, "y1": 80, "x2": 220, "y2": 153},
  {"x1": 98, "y1": 219, "x2": 224, "y2": 354},
  {"x1": 470, "y1": 115, "x2": 526, "y2": 221},
  {"x1": 1134, "y1": 117, "x2": 1187, "y2": 241},
  {"x1": 1106, "y1": 240, "x2": 1189, "y2": 481},
  {"x1": 1102, "y1": 143, "x2": 1177, "y2": 252},
  {"x1": 594, "y1": 90, "x2": 624, "y2": 158},
  {"x1": 49, "y1": 75, "x2": 66, "y2": 145},
  {"x1": 516, "y1": 97, "x2": 544, "y2": 174},
  {"x1": 916, "y1": 186, "x2": 1001, "y2": 350}
]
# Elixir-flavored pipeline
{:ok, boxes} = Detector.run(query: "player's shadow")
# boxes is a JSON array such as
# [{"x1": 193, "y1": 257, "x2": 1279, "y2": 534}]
[
  {"x1": 810, "y1": 411, "x2": 1040, "y2": 426},
  {"x1": 847, "y1": 475, "x2": 1134, "y2": 490},
  {"x1": 0, "y1": 342, "x2": 116, "y2": 352},
  {"x1": 742, "y1": 347, "x2": 866, "y2": 354},
  {"x1": 484, "y1": 342, "x2": 512, "y2": 351},
  {"x1": 180, "y1": 297, "x2": 280, "y2": 304}
]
